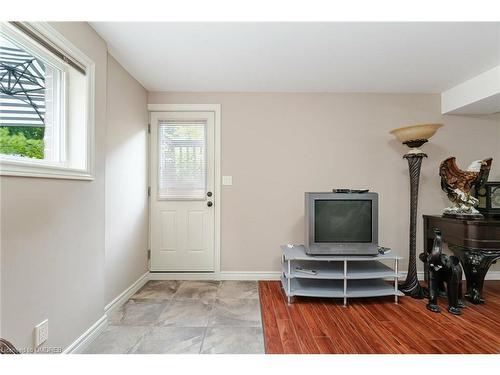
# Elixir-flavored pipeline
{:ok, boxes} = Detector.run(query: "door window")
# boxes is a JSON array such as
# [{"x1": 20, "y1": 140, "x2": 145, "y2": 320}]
[{"x1": 158, "y1": 121, "x2": 206, "y2": 200}]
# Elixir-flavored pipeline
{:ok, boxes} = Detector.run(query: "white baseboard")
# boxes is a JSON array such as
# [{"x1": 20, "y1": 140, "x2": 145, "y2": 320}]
[
  {"x1": 485, "y1": 271, "x2": 500, "y2": 280},
  {"x1": 219, "y1": 271, "x2": 281, "y2": 280},
  {"x1": 149, "y1": 271, "x2": 282, "y2": 281},
  {"x1": 63, "y1": 272, "x2": 149, "y2": 354},
  {"x1": 63, "y1": 315, "x2": 107, "y2": 354},
  {"x1": 149, "y1": 272, "x2": 219, "y2": 280},
  {"x1": 105, "y1": 272, "x2": 149, "y2": 315}
]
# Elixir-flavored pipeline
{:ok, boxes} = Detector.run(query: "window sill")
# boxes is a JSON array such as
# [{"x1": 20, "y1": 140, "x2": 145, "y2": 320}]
[{"x1": 0, "y1": 158, "x2": 93, "y2": 180}]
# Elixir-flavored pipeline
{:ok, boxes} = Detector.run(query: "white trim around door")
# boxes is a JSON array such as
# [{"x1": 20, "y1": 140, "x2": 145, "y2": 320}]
[{"x1": 147, "y1": 104, "x2": 221, "y2": 278}]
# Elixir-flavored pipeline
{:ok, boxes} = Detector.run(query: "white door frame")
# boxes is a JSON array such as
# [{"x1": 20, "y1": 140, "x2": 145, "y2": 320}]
[{"x1": 147, "y1": 104, "x2": 221, "y2": 280}]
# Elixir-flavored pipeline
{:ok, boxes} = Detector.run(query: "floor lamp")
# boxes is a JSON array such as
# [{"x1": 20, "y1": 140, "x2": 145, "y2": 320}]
[{"x1": 390, "y1": 123, "x2": 443, "y2": 298}]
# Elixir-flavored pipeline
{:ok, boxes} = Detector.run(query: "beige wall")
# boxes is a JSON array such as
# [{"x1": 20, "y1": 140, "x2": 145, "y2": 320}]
[
  {"x1": 148, "y1": 92, "x2": 500, "y2": 273},
  {"x1": 0, "y1": 24, "x2": 149, "y2": 351},
  {"x1": 105, "y1": 55, "x2": 148, "y2": 305},
  {"x1": 1, "y1": 22, "x2": 107, "y2": 350}
]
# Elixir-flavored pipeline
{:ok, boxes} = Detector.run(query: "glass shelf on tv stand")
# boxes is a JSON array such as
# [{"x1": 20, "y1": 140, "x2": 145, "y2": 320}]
[{"x1": 280, "y1": 245, "x2": 403, "y2": 306}]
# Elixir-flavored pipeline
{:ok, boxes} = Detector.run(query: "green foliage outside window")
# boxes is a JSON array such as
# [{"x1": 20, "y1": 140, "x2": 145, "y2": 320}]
[
  {"x1": 4, "y1": 126, "x2": 45, "y2": 139},
  {"x1": 0, "y1": 127, "x2": 45, "y2": 159}
]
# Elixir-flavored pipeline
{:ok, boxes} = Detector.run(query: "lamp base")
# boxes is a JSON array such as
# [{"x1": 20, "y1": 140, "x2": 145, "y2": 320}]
[{"x1": 399, "y1": 281, "x2": 425, "y2": 299}]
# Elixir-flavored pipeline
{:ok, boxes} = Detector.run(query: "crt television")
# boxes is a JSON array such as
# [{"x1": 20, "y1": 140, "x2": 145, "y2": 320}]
[{"x1": 305, "y1": 192, "x2": 378, "y2": 255}]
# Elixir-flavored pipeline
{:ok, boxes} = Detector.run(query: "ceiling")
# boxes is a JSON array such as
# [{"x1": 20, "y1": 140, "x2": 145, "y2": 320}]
[{"x1": 90, "y1": 22, "x2": 500, "y2": 93}]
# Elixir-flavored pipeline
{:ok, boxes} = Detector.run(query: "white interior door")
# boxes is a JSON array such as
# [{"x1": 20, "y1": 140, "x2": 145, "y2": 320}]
[{"x1": 150, "y1": 111, "x2": 215, "y2": 271}]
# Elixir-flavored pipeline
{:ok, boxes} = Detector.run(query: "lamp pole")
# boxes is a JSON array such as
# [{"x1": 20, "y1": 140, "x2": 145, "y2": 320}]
[
  {"x1": 390, "y1": 123, "x2": 442, "y2": 298},
  {"x1": 399, "y1": 151, "x2": 426, "y2": 298}
]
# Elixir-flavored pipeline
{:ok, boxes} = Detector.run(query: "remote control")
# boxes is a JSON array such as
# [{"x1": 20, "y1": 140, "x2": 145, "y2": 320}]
[
  {"x1": 378, "y1": 246, "x2": 391, "y2": 255},
  {"x1": 332, "y1": 189, "x2": 351, "y2": 193},
  {"x1": 295, "y1": 266, "x2": 318, "y2": 275},
  {"x1": 332, "y1": 189, "x2": 369, "y2": 193}
]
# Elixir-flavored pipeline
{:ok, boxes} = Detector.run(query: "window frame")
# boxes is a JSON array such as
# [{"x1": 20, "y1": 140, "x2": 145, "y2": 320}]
[{"x1": 0, "y1": 22, "x2": 95, "y2": 180}]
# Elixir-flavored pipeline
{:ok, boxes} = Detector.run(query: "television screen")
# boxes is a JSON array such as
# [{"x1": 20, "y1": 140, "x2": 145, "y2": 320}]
[{"x1": 314, "y1": 200, "x2": 372, "y2": 243}]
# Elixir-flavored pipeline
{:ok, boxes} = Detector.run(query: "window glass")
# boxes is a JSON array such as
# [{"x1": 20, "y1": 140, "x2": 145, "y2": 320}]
[
  {"x1": 0, "y1": 33, "x2": 62, "y2": 162},
  {"x1": 158, "y1": 122, "x2": 207, "y2": 199}
]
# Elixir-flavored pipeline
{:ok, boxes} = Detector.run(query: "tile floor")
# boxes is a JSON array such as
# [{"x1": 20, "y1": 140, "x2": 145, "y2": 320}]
[{"x1": 84, "y1": 280, "x2": 265, "y2": 354}]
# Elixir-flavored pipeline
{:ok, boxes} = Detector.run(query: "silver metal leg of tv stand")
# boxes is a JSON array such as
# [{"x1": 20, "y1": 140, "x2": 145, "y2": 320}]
[
  {"x1": 287, "y1": 259, "x2": 292, "y2": 304},
  {"x1": 394, "y1": 258, "x2": 399, "y2": 304},
  {"x1": 343, "y1": 260, "x2": 347, "y2": 307}
]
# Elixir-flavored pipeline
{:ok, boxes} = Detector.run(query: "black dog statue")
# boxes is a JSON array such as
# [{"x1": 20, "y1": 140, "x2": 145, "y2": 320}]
[{"x1": 419, "y1": 228, "x2": 465, "y2": 315}]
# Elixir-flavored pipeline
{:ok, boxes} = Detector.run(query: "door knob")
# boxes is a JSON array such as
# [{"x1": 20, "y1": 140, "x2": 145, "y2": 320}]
[
  {"x1": 207, "y1": 191, "x2": 212, "y2": 197},
  {"x1": 207, "y1": 201, "x2": 213, "y2": 207}
]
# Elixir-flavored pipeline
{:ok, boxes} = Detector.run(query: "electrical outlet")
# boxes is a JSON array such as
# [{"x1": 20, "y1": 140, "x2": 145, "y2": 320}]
[{"x1": 34, "y1": 319, "x2": 48, "y2": 347}]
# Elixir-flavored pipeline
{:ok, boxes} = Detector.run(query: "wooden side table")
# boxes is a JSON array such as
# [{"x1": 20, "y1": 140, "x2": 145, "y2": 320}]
[{"x1": 423, "y1": 215, "x2": 500, "y2": 304}]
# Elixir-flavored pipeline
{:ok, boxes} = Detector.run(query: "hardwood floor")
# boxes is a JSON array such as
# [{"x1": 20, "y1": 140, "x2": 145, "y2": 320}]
[{"x1": 258, "y1": 280, "x2": 500, "y2": 354}]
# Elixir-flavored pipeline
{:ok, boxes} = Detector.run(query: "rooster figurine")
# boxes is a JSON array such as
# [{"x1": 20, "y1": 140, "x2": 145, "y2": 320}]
[{"x1": 439, "y1": 157, "x2": 493, "y2": 217}]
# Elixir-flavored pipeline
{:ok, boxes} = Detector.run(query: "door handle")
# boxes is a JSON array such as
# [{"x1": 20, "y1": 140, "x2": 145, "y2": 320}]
[
  {"x1": 207, "y1": 201, "x2": 213, "y2": 207},
  {"x1": 207, "y1": 191, "x2": 213, "y2": 197}
]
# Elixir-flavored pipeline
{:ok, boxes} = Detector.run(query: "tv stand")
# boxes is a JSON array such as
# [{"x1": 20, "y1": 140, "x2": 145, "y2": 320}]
[{"x1": 281, "y1": 245, "x2": 403, "y2": 306}]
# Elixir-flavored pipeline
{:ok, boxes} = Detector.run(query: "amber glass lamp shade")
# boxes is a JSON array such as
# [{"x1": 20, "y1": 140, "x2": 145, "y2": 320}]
[{"x1": 390, "y1": 123, "x2": 443, "y2": 153}]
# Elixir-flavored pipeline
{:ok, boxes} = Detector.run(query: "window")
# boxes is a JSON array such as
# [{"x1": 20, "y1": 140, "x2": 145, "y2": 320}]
[
  {"x1": 0, "y1": 32, "x2": 63, "y2": 161},
  {"x1": 0, "y1": 22, "x2": 95, "y2": 179},
  {"x1": 158, "y1": 121, "x2": 207, "y2": 199}
]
